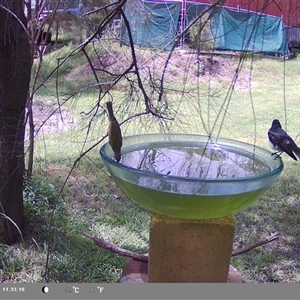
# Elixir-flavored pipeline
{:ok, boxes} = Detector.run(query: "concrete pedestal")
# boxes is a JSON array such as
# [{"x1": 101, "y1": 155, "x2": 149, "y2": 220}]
[{"x1": 148, "y1": 213, "x2": 235, "y2": 283}]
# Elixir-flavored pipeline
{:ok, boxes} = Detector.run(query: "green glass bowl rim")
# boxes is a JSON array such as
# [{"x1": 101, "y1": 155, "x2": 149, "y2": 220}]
[{"x1": 99, "y1": 133, "x2": 284, "y2": 183}]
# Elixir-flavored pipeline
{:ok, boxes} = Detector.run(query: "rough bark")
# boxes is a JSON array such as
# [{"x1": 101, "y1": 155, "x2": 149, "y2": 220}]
[{"x1": 0, "y1": 0, "x2": 32, "y2": 244}]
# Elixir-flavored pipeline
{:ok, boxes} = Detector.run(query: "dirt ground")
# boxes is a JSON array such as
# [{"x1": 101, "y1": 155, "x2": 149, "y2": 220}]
[
  {"x1": 31, "y1": 50, "x2": 253, "y2": 136},
  {"x1": 83, "y1": 49, "x2": 255, "y2": 91}
]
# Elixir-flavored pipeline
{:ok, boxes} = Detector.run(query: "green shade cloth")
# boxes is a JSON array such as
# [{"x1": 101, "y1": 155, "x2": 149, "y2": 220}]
[
  {"x1": 121, "y1": 1, "x2": 289, "y2": 55},
  {"x1": 121, "y1": 0, "x2": 181, "y2": 50},
  {"x1": 185, "y1": 2, "x2": 289, "y2": 54}
]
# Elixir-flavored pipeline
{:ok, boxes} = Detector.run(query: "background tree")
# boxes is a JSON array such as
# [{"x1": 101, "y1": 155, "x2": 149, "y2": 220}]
[
  {"x1": 0, "y1": 0, "x2": 120, "y2": 245},
  {"x1": 0, "y1": 0, "x2": 32, "y2": 244}
]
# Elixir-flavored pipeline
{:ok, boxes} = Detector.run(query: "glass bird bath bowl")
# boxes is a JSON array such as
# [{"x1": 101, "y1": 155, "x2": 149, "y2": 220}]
[{"x1": 100, "y1": 134, "x2": 283, "y2": 220}]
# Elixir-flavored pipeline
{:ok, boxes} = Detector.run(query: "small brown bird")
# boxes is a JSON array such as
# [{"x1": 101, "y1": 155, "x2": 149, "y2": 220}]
[
  {"x1": 268, "y1": 119, "x2": 300, "y2": 161},
  {"x1": 106, "y1": 101, "x2": 122, "y2": 162}
]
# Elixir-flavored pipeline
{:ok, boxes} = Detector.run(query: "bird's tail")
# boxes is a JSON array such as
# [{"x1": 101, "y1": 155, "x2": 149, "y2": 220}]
[
  {"x1": 106, "y1": 101, "x2": 115, "y2": 120},
  {"x1": 294, "y1": 146, "x2": 300, "y2": 160}
]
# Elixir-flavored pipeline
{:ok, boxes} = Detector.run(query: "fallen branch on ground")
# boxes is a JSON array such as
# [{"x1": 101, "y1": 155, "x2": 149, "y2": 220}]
[
  {"x1": 80, "y1": 231, "x2": 149, "y2": 262},
  {"x1": 80, "y1": 231, "x2": 278, "y2": 263},
  {"x1": 231, "y1": 232, "x2": 278, "y2": 257}
]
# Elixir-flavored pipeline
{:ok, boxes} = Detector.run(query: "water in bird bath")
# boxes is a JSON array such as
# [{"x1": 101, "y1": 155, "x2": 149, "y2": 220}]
[
  {"x1": 100, "y1": 135, "x2": 283, "y2": 219},
  {"x1": 121, "y1": 142, "x2": 269, "y2": 179}
]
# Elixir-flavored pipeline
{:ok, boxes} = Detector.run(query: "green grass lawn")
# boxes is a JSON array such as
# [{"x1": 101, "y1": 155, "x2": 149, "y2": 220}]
[{"x1": 1, "y1": 43, "x2": 300, "y2": 283}]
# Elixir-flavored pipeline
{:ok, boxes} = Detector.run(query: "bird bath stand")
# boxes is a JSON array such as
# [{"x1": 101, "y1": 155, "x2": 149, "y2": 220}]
[{"x1": 100, "y1": 134, "x2": 283, "y2": 282}]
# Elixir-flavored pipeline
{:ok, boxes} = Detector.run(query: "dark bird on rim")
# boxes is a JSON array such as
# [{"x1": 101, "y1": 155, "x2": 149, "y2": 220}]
[
  {"x1": 268, "y1": 119, "x2": 300, "y2": 161},
  {"x1": 106, "y1": 101, "x2": 122, "y2": 162}
]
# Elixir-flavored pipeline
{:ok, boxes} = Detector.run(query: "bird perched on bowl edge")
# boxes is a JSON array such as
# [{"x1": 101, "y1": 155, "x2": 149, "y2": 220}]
[
  {"x1": 268, "y1": 119, "x2": 300, "y2": 161},
  {"x1": 106, "y1": 101, "x2": 122, "y2": 162}
]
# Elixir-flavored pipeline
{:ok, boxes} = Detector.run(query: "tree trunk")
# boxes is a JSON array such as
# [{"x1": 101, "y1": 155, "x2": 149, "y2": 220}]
[{"x1": 0, "y1": 0, "x2": 32, "y2": 244}]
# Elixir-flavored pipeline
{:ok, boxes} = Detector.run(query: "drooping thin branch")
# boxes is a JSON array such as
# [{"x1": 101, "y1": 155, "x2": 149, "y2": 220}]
[
  {"x1": 82, "y1": 2, "x2": 120, "y2": 17},
  {"x1": 82, "y1": 47, "x2": 100, "y2": 86},
  {"x1": 119, "y1": 9, "x2": 151, "y2": 113},
  {"x1": 157, "y1": 0, "x2": 226, "y2": 104},
  {"x1": 120, "y1": 7, "x2": 174, "y2": 121}
]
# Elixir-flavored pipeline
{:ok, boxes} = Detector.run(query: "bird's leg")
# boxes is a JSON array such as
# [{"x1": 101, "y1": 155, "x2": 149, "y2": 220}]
[{"x1": 271, "y1": 151, "x2": 282, "y2": 160}]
